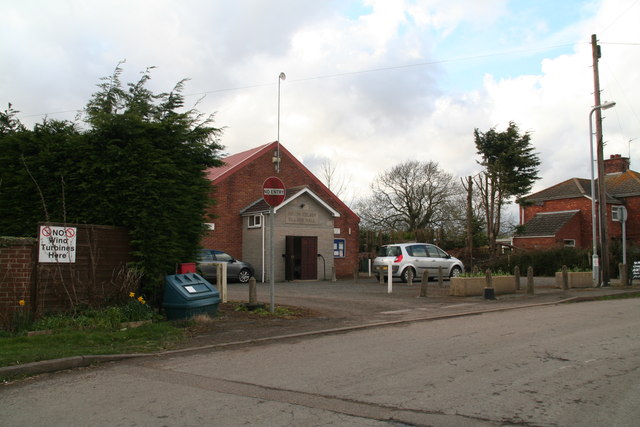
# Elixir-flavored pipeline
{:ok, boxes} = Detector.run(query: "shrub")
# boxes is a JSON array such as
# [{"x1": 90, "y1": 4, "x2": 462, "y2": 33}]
[{"x1": 483, "y1": 247, "x2": 591, "y2": 276}]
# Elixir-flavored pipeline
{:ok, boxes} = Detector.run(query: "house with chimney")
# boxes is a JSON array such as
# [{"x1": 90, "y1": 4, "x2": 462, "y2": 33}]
[
  {"x1": 202, "y1": 141, "x2": 360, "y2": 282},
  {"x1": 513, "y1": 154, "x2": 640, "y2": 250}
]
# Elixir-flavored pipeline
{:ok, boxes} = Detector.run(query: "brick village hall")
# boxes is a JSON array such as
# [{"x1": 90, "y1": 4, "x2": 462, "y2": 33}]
[{"x1": 201, "y1": 141, "x2": 360, "y2": 282}]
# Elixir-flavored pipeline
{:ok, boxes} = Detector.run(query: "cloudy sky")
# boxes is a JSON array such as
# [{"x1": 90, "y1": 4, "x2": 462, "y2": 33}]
[{"x1": 2, "y1": 0, "x2": 639, "y2": 220}]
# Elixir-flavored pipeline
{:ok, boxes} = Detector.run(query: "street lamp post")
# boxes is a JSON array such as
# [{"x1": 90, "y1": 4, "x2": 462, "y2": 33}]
[
  {"x1": 589, "y1": 101, "x2": 616, "y2": 287},
  {"x1": 275, "y1": 72, "x2": 286, "y2": 173}
]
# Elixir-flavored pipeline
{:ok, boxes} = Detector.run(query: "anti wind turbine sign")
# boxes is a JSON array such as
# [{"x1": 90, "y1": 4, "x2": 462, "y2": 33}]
[{"x1": 38, "y1": 225, "x2": 77, "y2": 263}]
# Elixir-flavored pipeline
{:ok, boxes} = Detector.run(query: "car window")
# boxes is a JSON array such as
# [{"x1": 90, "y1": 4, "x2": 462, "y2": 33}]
[
  {"x1": 377, "y1": 246, "x2": 401, "y2": 257},
  {"x1": 215, "y1": 251, "x2": 234, "y2": 262},
  {"x1": 426, "y1": 245, "x2": 441, "y2": 258},
  {"x1": 435, "y1": 246, "x2": 448, "y2": 258},
  {"x1": 198, "y1": 250, "x2": 214, "y2": 262},
  {"x1": 407, "y1": 245, "x2": 427, "y2": 257},
  {"x1": 426, "y1": 245, "x2": 447, "y2": 258}
]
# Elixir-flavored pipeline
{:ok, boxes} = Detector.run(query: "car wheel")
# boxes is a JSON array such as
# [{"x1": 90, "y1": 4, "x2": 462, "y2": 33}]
[
  {"x1": 401, "y1": 267, "x2": 415, "y2": 283},
  {"x1": 238, "y1": 268, "x2": 252, "y2": 284},
  {"x1": 450, "y1": 266, "x2": 462, "y2": 278}
]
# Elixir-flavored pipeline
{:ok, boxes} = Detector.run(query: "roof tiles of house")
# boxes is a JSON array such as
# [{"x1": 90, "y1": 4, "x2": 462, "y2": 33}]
[
  {"x1": 523, "y1": 178, "x2": 591, "y2": 202},
  {"x1": 605, "y1": 170, "x2": 640, "y2": 196},
  {"x1": 522, "y1": 170, "x2": 640, "y2": 204},
  {"x1": 205, "y1": 141, "x2": 359, "y2": 221},
  {"x1": 517, "y1": 210, "x2": 580, "y2": 237},
  {"x1": 205, "y1": 142, "x2": 272, "y2": 182}
]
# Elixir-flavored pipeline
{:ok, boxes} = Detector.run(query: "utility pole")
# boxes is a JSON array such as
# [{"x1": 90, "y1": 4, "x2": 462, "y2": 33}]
[{"x1": 592, "y1": 34, "x2": 610, "y2": 286}]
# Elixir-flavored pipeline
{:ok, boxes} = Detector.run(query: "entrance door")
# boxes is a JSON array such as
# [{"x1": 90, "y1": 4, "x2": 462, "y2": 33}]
[{"x1": 285, "y1": 236, "x2": 318, "y2": 280}]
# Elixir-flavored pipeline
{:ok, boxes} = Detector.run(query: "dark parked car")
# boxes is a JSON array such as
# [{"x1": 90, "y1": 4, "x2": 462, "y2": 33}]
[{"x1": 197, "y1": 249, "x2": 255, "y2": 284}]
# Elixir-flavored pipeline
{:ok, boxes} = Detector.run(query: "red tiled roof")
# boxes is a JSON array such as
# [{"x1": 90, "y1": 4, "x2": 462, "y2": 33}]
[
  {"x1": 204, "y1": 141, "x2": 359, "y2": 221},
  {"x1": 205, "y1": 142, "x2": 273, "y2": 182}
]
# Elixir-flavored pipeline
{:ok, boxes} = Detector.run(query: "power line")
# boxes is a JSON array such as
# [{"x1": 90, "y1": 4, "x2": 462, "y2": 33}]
[{"x1": 16, "y1": 41, "x2": 586, "y2": 120}]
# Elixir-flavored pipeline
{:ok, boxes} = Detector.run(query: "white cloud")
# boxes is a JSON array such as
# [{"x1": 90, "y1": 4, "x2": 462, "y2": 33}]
[{"x1": 2, "y1": 0, "x2": 639, "y2": 218}]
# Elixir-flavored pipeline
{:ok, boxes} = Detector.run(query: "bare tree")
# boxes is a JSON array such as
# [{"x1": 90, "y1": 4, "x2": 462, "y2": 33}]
[
  {"x1": 319, "y1": 159, "x2": 348, "y2": 198},
  {"x1": 355, "y1": 160, "x2": 462, "y2": 238}
]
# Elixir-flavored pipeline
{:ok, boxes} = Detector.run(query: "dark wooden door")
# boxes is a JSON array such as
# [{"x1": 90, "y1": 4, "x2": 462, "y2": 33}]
[
  {"x1": 285, "y1": 236, "x2": 317, "y2": 280},
  {"x1": 285, "y1": 236, "x2": 295, "y2": 281},
  {"x1": 300, "y1": 237, "x2": 317, "y2": 280}
]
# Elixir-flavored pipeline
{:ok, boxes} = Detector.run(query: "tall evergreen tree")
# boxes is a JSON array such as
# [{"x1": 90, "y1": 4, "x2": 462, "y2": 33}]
[
  {"x1": 0, "y1": 65, "x2": 224, "y2": 296},
  {"x1": 474, "y1": 121, "x2": 540, "y2": 256}
]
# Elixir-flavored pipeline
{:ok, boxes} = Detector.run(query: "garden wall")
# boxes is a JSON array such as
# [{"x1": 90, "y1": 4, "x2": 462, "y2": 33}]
[
  {"x1": 0, "y1": 224, "x2": 133, "y2": 329},
  {"x1": 450, "y1": 276, "x2": 517, "y2": 296}
]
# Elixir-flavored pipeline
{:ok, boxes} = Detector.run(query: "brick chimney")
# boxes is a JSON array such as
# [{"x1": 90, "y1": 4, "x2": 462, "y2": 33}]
[{"x1": 604, "y1": 154, "x2": 629, "y2": 174}]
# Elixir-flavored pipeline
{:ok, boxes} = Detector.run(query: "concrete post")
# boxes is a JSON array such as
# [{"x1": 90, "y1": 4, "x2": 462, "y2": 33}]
[
  {"x1": 514, "y1": 266, "x2": 521, "y2": 291},
  {"x1": 527, "y1": 266, "x2": 534, "y2": 294},
  {"x1": 619, "y1": 263, "x2": 628, "y2": 287},
  {"x1": 249, "y1": 276, "x2": 258, "y2": 305},
  {"x1": 438, "y1": 266, "x2": 443, "y2": 286},
  {"x1": 420, "y1": 270, "x2": 428, "y2": 297},
  {"x1": 216, "y1": 264, "x2": 226, "y2": 303},
  {"x1": 484, "y1": 269, "x2": 495, "y2": 300},
  {"x1": 221, "y1": 262, "x2": 228, "y2": 303},
  {"x1": 561, "y1": 265, "x2": 569, "y2": 291},
  {"x1": 407, "y1": 269, "x2": 413, "y2": 286},
  {"x1": 331, "y1": 266, "x2": 337, "y2": 282}
]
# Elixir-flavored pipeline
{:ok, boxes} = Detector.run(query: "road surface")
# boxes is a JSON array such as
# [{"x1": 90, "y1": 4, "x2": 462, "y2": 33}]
[{"x1": 2, "y1": 298, "x2": 639, "y2": 426}]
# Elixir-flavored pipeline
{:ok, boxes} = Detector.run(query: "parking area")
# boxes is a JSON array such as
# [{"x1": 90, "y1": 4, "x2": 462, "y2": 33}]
[{"x1": 224, "y1": 275, "x2": 629, "y2": 326}]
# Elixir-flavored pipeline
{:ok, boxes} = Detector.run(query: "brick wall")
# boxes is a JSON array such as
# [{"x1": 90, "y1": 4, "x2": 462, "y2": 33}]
[
  {"x1": 203, "y1": 146, "x2": 360, "y2": 278},
  {"x1": 0, "y1": 238, "x2": 36, "y2": 329},
  {"x1": 1, "y1": 224, "x2": 133, "y2": 330},
  {"x1": 520, "y1": 195, "x2": 640, "y2": 249}
]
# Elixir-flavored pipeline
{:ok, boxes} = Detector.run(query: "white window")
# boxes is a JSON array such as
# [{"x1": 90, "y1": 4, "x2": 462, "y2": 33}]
[
  {"x1": 334, "y1": 239, "x2": 346, "y2": 258},
  {"x1": 248, "y1": 215, "x2": 262, "y2": 228},
  {"x1": 564, "y1": 239, "x2": 575, "y2": 247}
]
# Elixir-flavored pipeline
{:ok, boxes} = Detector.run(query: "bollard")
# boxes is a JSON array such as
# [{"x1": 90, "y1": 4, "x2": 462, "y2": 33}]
[
  {"x1": 387, "y1": 260, "x2": 393, "y2": 293},
  {"x1": 514, "y1": 266, "x2": 521, "y2": 291},
  {"x1": 527, "y1": 266, "x2": 534, "y2": 294},
  {"x1": 561, "y1": 265, "x2": 569, "y2": 291},
  {"x1": 438, "y1": 266, "x2": 443, "y2": 286},
  {"x1": 420, "y1": 270, "x2": 428, "y2": 297},
  {"x1": 407, "y1": 269, "x2": 413, "y2": 286},
  {"x1": 216, "y1": 263, "x2": 227, "y2": 303},
  {"x1": 483, "y1": 269, "x2": 495, "y2": 300},
  {"x1": 619, "y1": 263, "x2": 628, "y2": 287},
  {"x1": 248, "y1": 276, "x2": 258, "y2": 305},
  {"x1": 331, "y1": 266, "x2": 337, "y2": 282}
]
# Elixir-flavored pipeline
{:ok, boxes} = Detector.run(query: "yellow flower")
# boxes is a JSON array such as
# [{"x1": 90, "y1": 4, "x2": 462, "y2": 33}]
[
  {"x1": 137, "y1": 296, "x2": 144, "y2": 303},
  {"x1": 141, "y1": 300, "x2": 146, "y2": 305},
  {"x1": 18, "y1": 299, "x2": 25, "y2": 306},
  {"x1": 129, "y1": 292, "x2": 136, "y2": 298}
]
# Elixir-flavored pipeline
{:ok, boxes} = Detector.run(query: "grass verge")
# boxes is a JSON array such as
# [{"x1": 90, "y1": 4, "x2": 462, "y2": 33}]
[
  {"x1": 0, "y1": 321, "x2": 187, "y2": 368},
  {"x1": 595, "y1": 291, "x2": 640, "y2": 300}
]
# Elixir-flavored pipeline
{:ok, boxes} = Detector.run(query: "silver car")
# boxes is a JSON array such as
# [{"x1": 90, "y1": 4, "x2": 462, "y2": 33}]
[
  {"x1": 197, "y1": 249, "x2": 255, "y2": 284},
  {"x1": 373, "y1": 243, "x2": 464, "y2": 282}
]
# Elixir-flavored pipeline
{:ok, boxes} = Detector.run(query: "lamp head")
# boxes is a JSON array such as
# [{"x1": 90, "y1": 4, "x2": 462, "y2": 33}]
[
  {"x1": 600, "y1": 101, "x2": 616, "y2": 110},
  {"x1": 279, "y1": 72, "x2": 286, "y2": 81}
]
